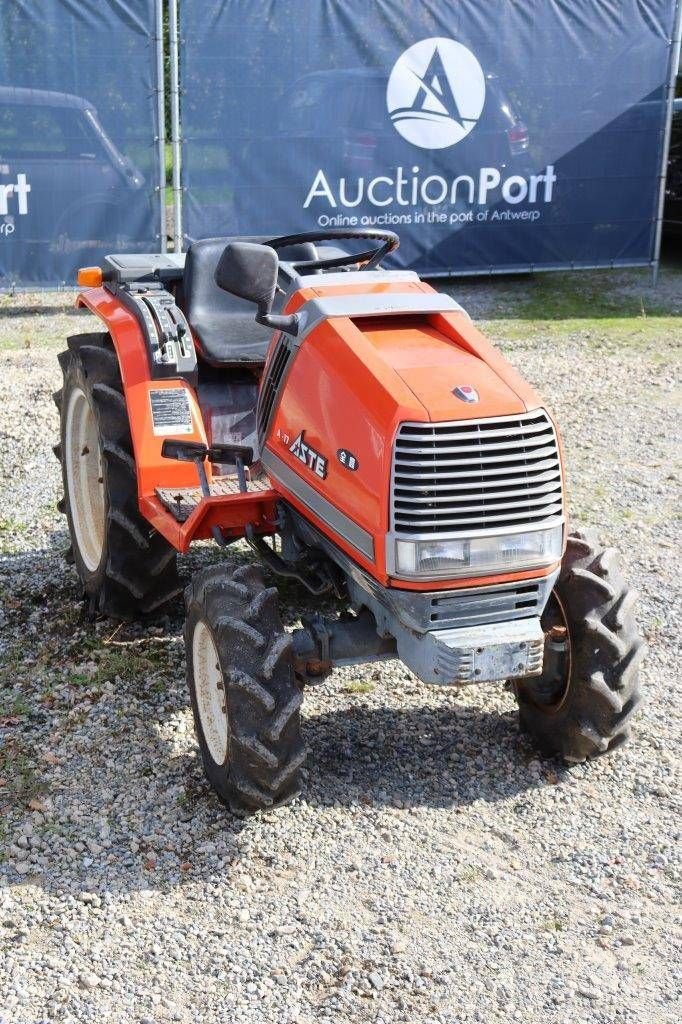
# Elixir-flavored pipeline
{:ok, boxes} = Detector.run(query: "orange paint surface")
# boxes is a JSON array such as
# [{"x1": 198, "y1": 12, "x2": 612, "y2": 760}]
[
  {"x1": 76, "y1": 287, "x2": 277, "y2": 549},
  {"x1": 268, "y1": 302, "x2": 564, "y2": 588},
  {"x1": 77, "y1": 276, "x2": 565, "y2": 587}
]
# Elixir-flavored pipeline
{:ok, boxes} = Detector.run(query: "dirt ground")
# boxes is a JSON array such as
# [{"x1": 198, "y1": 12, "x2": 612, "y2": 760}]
[{"x1": 0, "y1": 258, "x2": 680, "y2": 1024}]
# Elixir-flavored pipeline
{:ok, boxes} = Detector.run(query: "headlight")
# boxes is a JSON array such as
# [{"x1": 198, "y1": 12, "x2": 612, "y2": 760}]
[{"x1": 394, "y1": 526, "x2": 563, "y2": 578}]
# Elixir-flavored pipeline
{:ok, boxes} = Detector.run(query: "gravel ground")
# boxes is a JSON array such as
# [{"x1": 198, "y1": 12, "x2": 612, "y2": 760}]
[{"x1": 0, "y1": 265, "x2": 680, "y2": 1024}]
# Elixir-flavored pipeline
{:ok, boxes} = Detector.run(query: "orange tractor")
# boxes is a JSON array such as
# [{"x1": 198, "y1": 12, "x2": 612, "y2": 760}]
[{"x1": 55, "y1": 230, "x2": 643, "y2": 813}]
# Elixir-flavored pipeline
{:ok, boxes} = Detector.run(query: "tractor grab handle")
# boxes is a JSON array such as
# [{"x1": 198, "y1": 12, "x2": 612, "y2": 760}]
[
  {"x1": 207, "y1": 443, "x2": 254, "y2": 465},
  {"x1": 161, "y1": 440, "x2": 254, "y2": 467},
  {"x1": 161, "y1": 439, "x2": 207, "y2": 463}
]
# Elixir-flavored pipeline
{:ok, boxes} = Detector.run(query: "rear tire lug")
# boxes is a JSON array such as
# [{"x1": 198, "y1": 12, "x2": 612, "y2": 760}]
[{"x1": 56, "y1": 332, "x2": 179, "y2": 619}]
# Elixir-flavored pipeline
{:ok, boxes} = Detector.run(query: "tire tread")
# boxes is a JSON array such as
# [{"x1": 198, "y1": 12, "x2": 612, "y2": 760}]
[
  {"x1": 184, "y1": 563, "x2": 305, "y2": 814},
  {"x1": 516, "y1": 531, "x2": 644, "y2": 763},
  {"x1": 56, "y1": 334, "x2": 179, "y2": 619}
]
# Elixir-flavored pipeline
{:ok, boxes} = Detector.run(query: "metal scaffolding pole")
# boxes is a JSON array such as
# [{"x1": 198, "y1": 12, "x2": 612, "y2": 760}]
[
  {"x1": 154, "y1": 0, "x2": 167, "y2": 253},
  {"x1": 169, "y1": 0, "x2": 183, "y2": 252},
  {"x1": 652, "y1": 0, "x2": 682, "y2": 286}
]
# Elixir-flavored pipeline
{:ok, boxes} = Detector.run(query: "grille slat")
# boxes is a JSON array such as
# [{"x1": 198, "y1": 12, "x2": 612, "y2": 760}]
[
  {"x1": 256, "y1": 335, "x2": 295, "y2": 443},
  {"x1": 395, "y1": 443, "x2": 558, "y2": 467},
  {"x1": 392, "y1": 411, "x2": 563, "y2": 535},
  {"x1": 394, "y1": 459, "x2": 560, "y2": 482},
  {"x1": 393, "y1": 504, "x2": 564, "y2": 529},
  {"x1": 396, "y1": 434, "x2": 554, "y2": 456},
  {"x1": 395, "y1": 479, "x2": 562, "y2": 503},
  {"x1": 399, "y1": 418, "x2": 551, "y2": 442},
  {"x1": 430, "y1": 580, "x2": 545, "y2": 627},
  {"x1": 393, "y1": 471, "x2": 557, "y2": 491}
]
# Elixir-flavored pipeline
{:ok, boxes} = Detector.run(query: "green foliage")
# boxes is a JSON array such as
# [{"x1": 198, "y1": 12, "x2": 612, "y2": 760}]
[
  {"x1": 0, "y1": 691, "x2": 31, "y2": 718},
  {"x1": 343, "y1": 680, "x2": 376, "y2": 694},
  {"x1": 0, "y1": 739, "x2": 44, "y2": 809}
]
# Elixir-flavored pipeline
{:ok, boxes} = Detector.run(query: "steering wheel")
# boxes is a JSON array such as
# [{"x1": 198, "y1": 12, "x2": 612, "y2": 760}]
[{"x1": 265, "y1": 228, "x2": 399, "y2": 273}]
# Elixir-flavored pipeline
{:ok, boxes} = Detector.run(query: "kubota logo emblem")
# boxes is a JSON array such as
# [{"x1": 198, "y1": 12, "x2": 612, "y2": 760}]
[
  {"x1": 386, "y1": 38, "x2": 486, "y2": 150},
  {"x1": 453, "y1": 385, "x2": 479, "y2": 403}
]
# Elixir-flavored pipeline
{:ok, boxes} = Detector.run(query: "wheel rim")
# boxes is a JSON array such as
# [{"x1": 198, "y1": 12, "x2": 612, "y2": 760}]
[
  {"x1": 192, "y1": 620, "x2": 229, "y2": 765},
  {"x1": 64, "y1": 386, "x2": 105, "y2": 572},
  {"x1": 516, "y1": 591, "x2": 572, "y2": 713}
]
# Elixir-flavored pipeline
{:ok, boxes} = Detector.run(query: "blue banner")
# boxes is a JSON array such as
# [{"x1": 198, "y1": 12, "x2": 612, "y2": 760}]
[
  {"x1": 180, "y1": 0, "x2": 678, "y2": 274},
  {"x1": 0, "y1": 1, "x2": 162, "y2": 287}
]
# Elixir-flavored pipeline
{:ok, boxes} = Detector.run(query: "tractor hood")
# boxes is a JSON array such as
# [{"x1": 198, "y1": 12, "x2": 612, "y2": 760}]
[
  {"x1": 262, "y1": 299, "x2": 555, "y2": 585},
  {"x1": 359, "y1": 317, "x2": 529, "y2": 421}
]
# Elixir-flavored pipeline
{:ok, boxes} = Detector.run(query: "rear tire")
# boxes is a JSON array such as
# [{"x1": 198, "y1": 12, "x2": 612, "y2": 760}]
[
  {"x1": 185, "y1": 563, "x2": 305, "y2": 814},
  {"x1": 513, "y1": 531, "x2": 645, "y2": 762},
  {"x1": 55, "y1": 332, "x2": 181, "y2": 619}
]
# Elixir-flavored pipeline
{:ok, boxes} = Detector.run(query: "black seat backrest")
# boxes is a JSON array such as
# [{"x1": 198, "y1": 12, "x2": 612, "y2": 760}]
[{"x1": 181, "y1": 236, "x2": 316, "y2": 367}]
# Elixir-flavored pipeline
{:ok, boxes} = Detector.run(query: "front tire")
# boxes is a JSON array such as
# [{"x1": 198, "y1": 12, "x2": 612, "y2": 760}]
[
  {"x1": 514, "y1": 531, "x2": 645, "y2": 762},
  {"x1": 185, "y1": 563, "x2": 305, "y2": 814},
  {"x1": 55, "y1": 333, "x2": 181, "y2": 618}
]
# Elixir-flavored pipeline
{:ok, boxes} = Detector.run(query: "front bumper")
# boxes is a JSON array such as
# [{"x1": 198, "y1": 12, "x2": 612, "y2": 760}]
[
  {"x1": 288, "y1": 509, "x2": 556, "y2": 686},
  {"x1": 396, "y1": 616, "x2": 545, "y2": 685},
  {"x1": 342, "y1": 564, "x2": 555, "y2": 686}
]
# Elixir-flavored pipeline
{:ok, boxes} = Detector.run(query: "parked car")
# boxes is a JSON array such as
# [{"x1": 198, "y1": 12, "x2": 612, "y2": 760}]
[
  {"x1": 282, "y1": 67, "x2": 530, "y2": 174},
  {"x1": 199, "y1": 66, "x2": 532, "y2": 240},
  {"x1": 0, "y1": 86, "x2": 148, "y2": 281}
]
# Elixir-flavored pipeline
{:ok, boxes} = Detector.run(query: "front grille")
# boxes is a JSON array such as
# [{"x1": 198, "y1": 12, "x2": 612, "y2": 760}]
[
  {"x1": 257, "y1": 334, "x2": 296, "y2": 444},
  {"x1": 428, "y1": 577, "x2": 554, "y2": 629},
  {"x1": 392, "y1": 410, "x2": 563, "y2": 535}
]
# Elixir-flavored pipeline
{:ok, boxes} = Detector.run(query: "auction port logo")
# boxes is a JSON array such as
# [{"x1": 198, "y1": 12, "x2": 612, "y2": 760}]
[
  {"x1": 0, "y1": 171, "x2": 31, "y2": 236},
  {"x1": 386, "y1": 38, "x2": 486, "y2": 150}
]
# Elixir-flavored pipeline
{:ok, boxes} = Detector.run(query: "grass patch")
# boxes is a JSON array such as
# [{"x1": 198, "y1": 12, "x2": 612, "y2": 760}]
[
  {"x1": 513, "y1": 273, "x2": 675, "y2": 322},
  {"x1": 71, "y1": 637, "x2": 176, "y2": 695},
  {"x1": 542, "y1": 916, "x2": 566, "y2": 932},
  {"x1": 0, "y1": 515, "x2": 32, "y2": 553},
  {"x1": 487, "y1": 313, "x2": 681, "y2": 351},
  {"x1": 0, "y1": 626, "x2": 173, "y2": 718},
  {"x1": 466, "y1": 264, "x2": 681, "y2": 352},
  {"x1": 0, "y1": 645, "x2": 31, "y2": 689},
  {"x1": 343, "y1": 680, "x2": 375, "y2": 695},
  {"x1": 68, "y1": 642, "x2": 169, "y2": 691},
  {"x1": 0, "y1": 739, "x2": 45, "y2": 811},
  {"x1": 0, "y1": 691, "x2": 32, "y2": 718}
]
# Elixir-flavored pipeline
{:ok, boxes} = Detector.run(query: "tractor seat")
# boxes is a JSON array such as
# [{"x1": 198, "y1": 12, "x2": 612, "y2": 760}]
[{"x1": 181, "y1": 236, "x2": 316, "y2": 366}]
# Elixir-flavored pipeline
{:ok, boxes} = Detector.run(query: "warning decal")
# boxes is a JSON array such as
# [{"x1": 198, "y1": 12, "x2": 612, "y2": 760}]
[{"x1": 149, "y1": 389, "x2": 193, "y2": 436}]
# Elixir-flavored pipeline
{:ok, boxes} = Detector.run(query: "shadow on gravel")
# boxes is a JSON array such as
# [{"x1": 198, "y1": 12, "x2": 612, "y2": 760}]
[
  {"x1": 303, "y1": 703, "x2": 543, "y2": 812},
  {"x1": 0, "y1": 304, "x2": 85, "y2": 319},
  {"x1": 1, "y1": 545, "x2": 550, "y2": 896}
]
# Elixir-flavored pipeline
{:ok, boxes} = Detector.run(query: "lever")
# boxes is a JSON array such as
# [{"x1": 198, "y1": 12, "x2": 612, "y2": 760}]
[
  {"x1": 161, "y1": 439, "x2": 210, "y2": 496},
  {"x1": 161, "y1": 438, "x2": 225, "y2": 544},
  {"x1": 160, "y1": 438, "x2": 253, "y2": 541},
  {"x1": 206, "y1": 443, "x2": 253, "y2": 494}
]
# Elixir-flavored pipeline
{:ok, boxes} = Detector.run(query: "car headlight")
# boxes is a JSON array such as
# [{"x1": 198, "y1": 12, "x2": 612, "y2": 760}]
[{"x1": 394, "y1": 525, "x2": 563, "y2": 578}]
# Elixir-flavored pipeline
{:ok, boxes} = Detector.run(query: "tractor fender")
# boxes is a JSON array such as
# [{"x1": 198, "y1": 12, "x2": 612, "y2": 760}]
[
  {"x1": 76, "y1": 286, "x2": 152, "y2": 390},
  {"x1": 75, "y1": 287, "x2": 209, "y2": 501}
]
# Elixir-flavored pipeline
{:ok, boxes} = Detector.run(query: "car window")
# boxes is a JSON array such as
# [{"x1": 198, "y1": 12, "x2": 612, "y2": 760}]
[
  {"x1": 287, "y1": 77, "x2": 368, "y2": 131},
  {"x1": 288, "y1": 81, "x2": 327, "y2": 133},
  {"x1": 481, "y1": 78, "x2": 514, "y2": 129},
  {"x1": 0, "y1": 104, "x2": 103, "y2": 159},
  {"x1": 348, "y1": 79, "x2": 387, "y2": 131}
]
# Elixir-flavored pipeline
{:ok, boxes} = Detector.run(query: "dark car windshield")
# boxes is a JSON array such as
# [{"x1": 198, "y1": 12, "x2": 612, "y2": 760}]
[
  {"x1": 286, "y1": 72, "x2": 520, "y2": 135},
  {"x1": 288, "y1": 75, "x2": 388, "y2": 132},
  {"x1": 0, "y1": 103, "x2": 105, "y2": 159}
]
